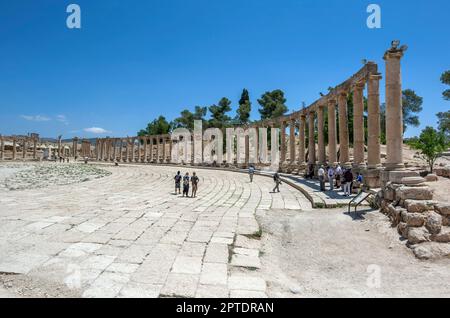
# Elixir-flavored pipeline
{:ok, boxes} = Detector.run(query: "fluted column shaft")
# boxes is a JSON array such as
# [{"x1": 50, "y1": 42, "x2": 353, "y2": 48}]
[
  {"x1": 280, "y1": 121, "x2": 286, "y2": 163},
  {"x1": 367, "y1": 74, "x2": 382, "y2": 168},
  {"x1": 308, "y1": 111, "x2": 316, "y2": 165},
  {"x1": 352, "y1": 83, "x2": 366, "y2": 167},
  {"x1": 289, "y1": 119, "x2": 296, "y2": 164},
  {"x1": 384, "y1": 50, "x2": 405, "y2": 170},
  {"x1": 298, "y1": 115, "x2": 306, "y2": 164},
  {"x1": 338, "y1": 92, "x2": 350, "y2": 165},
  {"x1": 328, "y1": 99, "x2": 337, "y2": 165},
  {"x1": 317, "y1": 106, "x2": 325, "y2": 164}
]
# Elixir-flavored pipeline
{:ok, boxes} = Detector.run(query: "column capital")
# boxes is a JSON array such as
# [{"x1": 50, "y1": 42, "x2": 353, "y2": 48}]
[
  {"x1": 383, "y1": 50, "x2": 404, "y2": 61},
  {"x1": 352, "y1": 81, "x2": 365, "y2": 91},
  {"x1": 338, "y1": 90, "x2": 348, "y2": 98},
  {"x1": 369, "y1": 73, "x2": 383, "y2": 81},
  {"x1": 327, "y1": 98, "x2": 337, "y2": 106}
]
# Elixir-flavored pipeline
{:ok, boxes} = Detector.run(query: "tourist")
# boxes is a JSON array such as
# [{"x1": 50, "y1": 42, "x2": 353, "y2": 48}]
[
  {"x1": 182, "y1": 172, "x2": 190, "y2": 197},
  {"x1": 318, "y1": 165, "x2": 326, "y2": 191},
  {"x1": 353, "y1": 172, "x2": 363, "y2": 193},
  {"x1": 272, "y1": 172, "x2": 281, "y2": 193},
  {"x1": 343, "y1": 168, "x2": 353, "y2": 196},
  {"x1": 174, "y1": 171, "x2": 182, "y2": 194},
  {"x1": 248, "y1": 165, "x2": 255, "y2": 183},
  {"x1": 335, "y1": 164, "x2": 343, "y2": 189},
  {"x1": 191, "y1": 172, "x2": 199, "y2": 198},
  {"x1": 328, "y1": 165, "x2": 335, "y2": 191}
]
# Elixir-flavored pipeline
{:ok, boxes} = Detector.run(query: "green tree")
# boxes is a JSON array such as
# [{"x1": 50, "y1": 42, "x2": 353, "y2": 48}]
[
  {"x1": 258, "y1": 89, "x2": 288, "y2": 120},
  {"x1": 172, "y1": 106, "x2": 207, "y2": 131},
  {"x1": 410, "y1": 126, "x2": 449, "y2": 173},
  {"x1": 437, "y1": 111, "x2": 450, "y2": 138},
  {"x1": 208, "y1": 97, "x2": 232, "y2": 129},
  {"x1": 402, "y1": 89, "x2": 423, "y2": 133},
  {"x1": 236, "y1": 89, "x2": 252, "y2": 125},
  {"x1": 441, "y1": 70, "x2": 450, "y2": 100},
  {"x1": 138, "y1": 116, "x2": 171, "y2": 136}
]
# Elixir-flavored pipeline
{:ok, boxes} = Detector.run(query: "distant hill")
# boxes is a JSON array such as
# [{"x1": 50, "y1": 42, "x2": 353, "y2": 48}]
[{"x1": 40, "y1": 138, "x2": 97, "y2": 144}]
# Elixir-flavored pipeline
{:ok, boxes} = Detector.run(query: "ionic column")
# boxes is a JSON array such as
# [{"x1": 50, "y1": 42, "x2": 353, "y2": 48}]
[
  {"x1": 308, "y1": 111, "x2": 316, "y2": 165},
  {"x1": 338, "y1": 91, "x2": 350, "y2": 166},
  {"x1": 384, "y1": 47, "x2": 405, "y2": 170},
  {"x1": 245, "y1": 134, "x2": 250, "y2": 165},
  {"x1": 328, "y1": 99, "x2": 338, "y2": 165},
  {"x1": 298, "y1": 114, "x2": 306, "y2": 165},
  {"x1": 137, "y1": 138, "x2": 141, "y2": 162},
  {"x1": 119, "y1": 139, "x2": 123, "y2": 162},
  {"x1": 23, "y1": 139, "x2": 27, "y2": 159},
  {"x1": 367, "y1": 73, "x2": 382, "y2": 168},
  {"x1": 149, "y1": 137, "x2": 154, "y2": 162},
  {"x1": 143, "y1": 137, "x2": 148, "y2": 163},
  {"x1": 317, "y1": 106, "x2": 326, "y2": 165},
  {"x1": 130, "y1": 138, "x2": 135, "y2": 162},
  {"x1": 112, "y1": 139, "x2": 117, "y2": 161},
  {"x1": 280, "y1": 120, "x2": 287, "y2": 163},
  {"x1": 168, "y1": 138, "x2": 173, "y2": 163},
  {"x1": 289, "y1": 118, "x2": 296, "y2": 164},
  {"x1": 33, "y1": 138, "x2": 37, "y2": 159},
  {"x1": 0, "y1": 135, "x2": 5, "y2": 160},
  {"x1": 96, "y1": 139, "x2": 100, "y2": 160},
  {"x1": 156, "y1": 137, "x2": 160, "y2": 163},
  {"x1": 58, "y1": 138, "x2": 62, "y2": 158},
  {"x1": 162, "y1": 137, "x2": 167, "y2": 163},
  {"x1": 125, "y1": 139, "x2": 129, "y2": 162},
  {"x1": 12, "y1": 138, "x2": 17, "y2": 160},
  {"x1": 352, "y1": 83, "x2": 366, "y2": 168}
]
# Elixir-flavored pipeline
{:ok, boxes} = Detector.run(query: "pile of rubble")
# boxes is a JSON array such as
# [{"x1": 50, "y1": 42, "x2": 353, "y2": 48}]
[
  {"x1": 378, "y1": 173, "x2": 450, "y2": 259},
  {"x1": 434, "y1": 164, "x2": 450, "y2": 178}
]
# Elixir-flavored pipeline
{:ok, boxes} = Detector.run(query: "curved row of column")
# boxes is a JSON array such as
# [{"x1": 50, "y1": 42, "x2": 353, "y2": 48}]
[
  {"x1": 94, "y1": 135, "x2": 172, "y2": 163},
  {"x1": 76, "y1": 42, "x2": 407, "y2": 187}
]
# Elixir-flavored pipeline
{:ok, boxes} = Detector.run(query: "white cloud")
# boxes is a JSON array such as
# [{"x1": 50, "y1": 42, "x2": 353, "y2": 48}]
[
  {"x1": 83, "y1": 127, "x2": 111, "y2": 134},
  {"x1": 56, "y1": 114, "x2": 69, "y2": 125},
  {"x1": 20, "y1": 115, "x2": 51, "y2": 122}
]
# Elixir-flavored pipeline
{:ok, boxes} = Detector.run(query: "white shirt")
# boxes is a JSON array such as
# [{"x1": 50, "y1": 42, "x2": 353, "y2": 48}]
[{"x1": 318, "y1": 168, "x2": 325, "y2": 177}]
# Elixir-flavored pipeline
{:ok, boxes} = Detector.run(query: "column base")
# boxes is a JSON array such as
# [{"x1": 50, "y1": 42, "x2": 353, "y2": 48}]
[
  {"x1": 362, "y1": 168, "x2": 382, "y2": 189},
  {"x1": 384, "y1": 162, "x2": 405, "y2": 171}
]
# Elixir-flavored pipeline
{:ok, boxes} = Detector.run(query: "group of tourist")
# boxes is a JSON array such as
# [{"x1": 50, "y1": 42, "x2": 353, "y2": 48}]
[
  {"x1": 174, "y1": 171, "x2": 199, "y2": 198},
  {"x1": 317, "y1": 164, "x2": 363, "y2": 196}
]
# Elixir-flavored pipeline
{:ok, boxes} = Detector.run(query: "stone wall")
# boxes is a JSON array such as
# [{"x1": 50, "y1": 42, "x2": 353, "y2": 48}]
[{"x1": 377, "y1": 175, "x2": 450, "y2": 259}]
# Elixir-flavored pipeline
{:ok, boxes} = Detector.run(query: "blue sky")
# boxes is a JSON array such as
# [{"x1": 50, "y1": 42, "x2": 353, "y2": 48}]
[{"x1": 0, "y1": 0, "x2": 449, "y2": 138}]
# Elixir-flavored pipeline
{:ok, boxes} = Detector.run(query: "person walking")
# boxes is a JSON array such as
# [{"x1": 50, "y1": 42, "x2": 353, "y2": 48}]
[
  {"x1": 191, "y1": 172, "x2": 199, "y2": 198},
  {"x1": 328, "y1": 165, "x2": 335, "y2": 191},
  {"x1": 174, "y1": 171, "x2": 182, "y2": 194},
  {"x1": 272, "y1": 172, "x2": 281, "y2": 193},
  {"x1": 248, "y1": 165, "x2": 255, "y2": 183},
  {"x1": 318, "y1": 165, "x2": 326, "y2": 191},
  {"x1": 343, "y1": 168, "x2": 353, "y2": 196},
  {"x1": 335, "y1": 164, "x2": 343, "y2": 189},
  {"x1": 182, "y1": 172, "x2": 190, "y2": 197}
]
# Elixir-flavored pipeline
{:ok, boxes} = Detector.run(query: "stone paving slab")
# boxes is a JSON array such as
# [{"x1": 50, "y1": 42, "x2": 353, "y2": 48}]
[{"x1": 0, "y1": 163, "x2": 311, "y2": 298}]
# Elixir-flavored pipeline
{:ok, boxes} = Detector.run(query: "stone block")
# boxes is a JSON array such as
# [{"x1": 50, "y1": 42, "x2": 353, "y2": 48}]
[
  {"x1": 407, "y1": 227, "x2": 430, "y2": 245},
  {"x1": 425, "y1": 212, "x2": 442, "y2": 235},
  {"x1": 401, "y1": 211, "x2": 425, "y2": 227},
  {"x1": 404, "y1": 200, "x2": 436, "y2": 213},
  {"x1": 396, "y1": 186, "x2": 433, "y2": 201},
  {"x1": 401, "y1": 176, "x2": 426, "y2": 186},
  {"x1": 431, "y1": 227, "x2": 450, "y2": 243},
  {"x1": 434, "y1": 203, "x2": 450, "y2": 216},
  {"x1": 425, "y1": 174, "x2": 438, "y2": 182}
]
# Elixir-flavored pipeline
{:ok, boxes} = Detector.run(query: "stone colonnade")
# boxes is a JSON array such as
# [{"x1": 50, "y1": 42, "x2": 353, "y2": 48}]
[
  {"x1": 94, "y1": 135, "x2": 172, "y2": 163},
  {"x1": 0, "y1": 135, "x2": 39, "y2": 160},
  {"x1": 75, "y1": 43, "x2": 406, "y2": 187}
]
